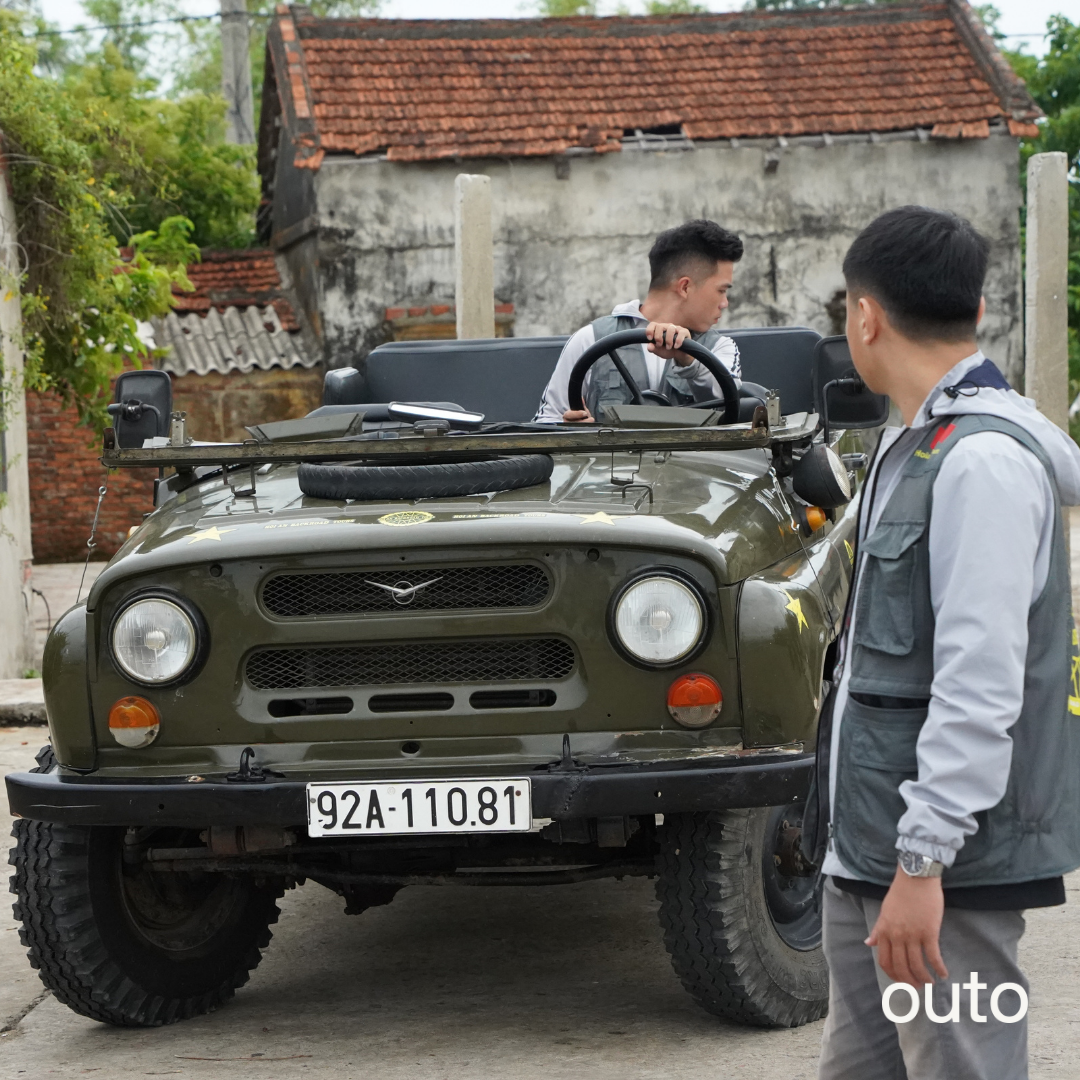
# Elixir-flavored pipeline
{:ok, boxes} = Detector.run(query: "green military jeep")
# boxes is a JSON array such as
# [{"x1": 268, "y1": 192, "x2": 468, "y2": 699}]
[{"x1": 7, "y1": 327, "x2": 886, "y2": 1029}]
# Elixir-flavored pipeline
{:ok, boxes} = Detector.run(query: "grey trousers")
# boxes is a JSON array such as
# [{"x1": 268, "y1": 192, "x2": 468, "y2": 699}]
[{"x1": 817, "y1": 878, "x2": 1029, "y2": 1080}]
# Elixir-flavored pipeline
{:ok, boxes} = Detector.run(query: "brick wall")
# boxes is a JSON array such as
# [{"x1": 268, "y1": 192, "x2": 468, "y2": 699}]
[{"x1": 26, "y1": 390, "x2": 156, "y2": 563}]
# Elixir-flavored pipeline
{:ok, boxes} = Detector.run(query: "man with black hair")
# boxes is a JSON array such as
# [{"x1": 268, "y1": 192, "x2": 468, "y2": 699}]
[
  {"x1": 808, "y1": 205, "x2": 1080, "y2": 1079},
  {"x1": 533, "y1": 220, "x2": 744, "y2": 422}
]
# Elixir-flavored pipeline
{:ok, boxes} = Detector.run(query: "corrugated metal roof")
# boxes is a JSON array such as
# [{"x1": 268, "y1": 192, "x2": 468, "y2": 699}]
[{"x1": 154, "y1": 305, "x2": 316, "y2": 377}]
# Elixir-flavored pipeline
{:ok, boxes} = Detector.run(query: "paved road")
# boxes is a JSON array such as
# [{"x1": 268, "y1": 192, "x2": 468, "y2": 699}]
[{"x1": 2, "y1": 729, "x2": 1079, "y2": 1080}]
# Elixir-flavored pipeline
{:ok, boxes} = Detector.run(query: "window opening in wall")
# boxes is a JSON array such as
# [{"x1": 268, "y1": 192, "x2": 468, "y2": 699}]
[{"x1": 621, "y1": 126, "x2": 694, "y2": 152}]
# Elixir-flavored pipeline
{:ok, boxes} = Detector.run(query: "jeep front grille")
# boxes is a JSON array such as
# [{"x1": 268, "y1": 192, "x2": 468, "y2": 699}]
[
  {"x1": 245, "y1": 638, "x2": 575, "y2": 690},
  {"x1": 261, "y1": 564, "x2": 550, "y2": 617}
]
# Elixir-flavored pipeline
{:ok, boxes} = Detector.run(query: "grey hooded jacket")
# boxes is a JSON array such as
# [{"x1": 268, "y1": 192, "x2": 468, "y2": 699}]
[{"x1": 816, "y1": 352, "x2": 1080, "y2": 885}]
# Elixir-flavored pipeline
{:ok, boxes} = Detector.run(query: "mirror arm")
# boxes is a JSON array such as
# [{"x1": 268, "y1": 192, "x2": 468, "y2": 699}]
[{"x1": 820, "y1": 375, "x2": 865, "y2": 445}]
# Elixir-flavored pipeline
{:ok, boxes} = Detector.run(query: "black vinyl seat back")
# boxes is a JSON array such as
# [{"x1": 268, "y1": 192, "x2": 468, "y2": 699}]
[
  {"x1": 324, "y1": 337, "x2": 568, "y2": 423},
  {"x1": 725, "y1": 326, "x2": 821, "y2": 416},
  {"x1": 322, "y1": 327, "x2": 824, "y2": 422}
]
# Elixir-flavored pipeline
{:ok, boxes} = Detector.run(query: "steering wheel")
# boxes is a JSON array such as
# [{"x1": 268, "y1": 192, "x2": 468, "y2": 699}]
[{"x1": 566, "y1": 329, "x2": 741, "y2": 425}]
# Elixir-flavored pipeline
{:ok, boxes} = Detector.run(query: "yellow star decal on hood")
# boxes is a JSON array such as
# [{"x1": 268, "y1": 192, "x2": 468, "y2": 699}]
[
  {"x1": 187, "y1": 526, "x2": 236, "y2": 544},
  {"x1": 784, "y1": 591, "x2": 809, "y2": 632},
  {"x1": 576, "y1": 511, "x2": 618, "y2": 526}
]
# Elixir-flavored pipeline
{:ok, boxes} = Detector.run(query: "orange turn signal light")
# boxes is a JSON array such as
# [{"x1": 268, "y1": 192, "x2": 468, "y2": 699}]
[
  {"x1": 805, "y1": 507, "x2": 827, "y2": 533},
  {"x1": 667, "y1": 674, "x2": 723, "y2": 729},
  {"x1": 108, "y1": 696, "x2": 161, "y2": 749}
]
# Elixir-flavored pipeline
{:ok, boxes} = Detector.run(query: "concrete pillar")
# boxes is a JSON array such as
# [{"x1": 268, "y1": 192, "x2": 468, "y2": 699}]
[
  {"x1": 0, "y1": 158, "x2": 36, "y2": 677},
  {"x1": 1024, "y1": 151, "x2": 1069, "y2": 430},
  {"x1": 220, "y1": 0, "x2": 256, "y2": 145},
  {"x1": 454, "y1": 174, "x2": 495, "y2": 340}
]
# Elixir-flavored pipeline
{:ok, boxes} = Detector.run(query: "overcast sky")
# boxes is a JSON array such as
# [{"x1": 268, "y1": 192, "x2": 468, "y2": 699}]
[{"x1": 37, "y1": 0, "x2": 1066, "y2": 57}]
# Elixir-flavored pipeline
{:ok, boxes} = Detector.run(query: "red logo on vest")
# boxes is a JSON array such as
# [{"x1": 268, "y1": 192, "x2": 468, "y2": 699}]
[{"x1": 929, "y1": 423, "x2": 957, "y2": 451}]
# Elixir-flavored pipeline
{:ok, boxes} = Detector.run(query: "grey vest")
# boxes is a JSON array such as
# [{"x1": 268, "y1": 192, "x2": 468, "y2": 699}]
[
  {"x1": 584, "y1": 315, "x2": 728, "y2": 418},
  {"x1": 833, "y1": 414, "x2": 1080, "y2": 887}
]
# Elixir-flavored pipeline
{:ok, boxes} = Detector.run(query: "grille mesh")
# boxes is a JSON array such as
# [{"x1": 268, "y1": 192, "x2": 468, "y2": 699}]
[
  {"x1": 262, "y1": 564, "x2": 549, "y2": 617},
  {"x1": 246, "y1": 638, "x2": 575, "y2": 690}
]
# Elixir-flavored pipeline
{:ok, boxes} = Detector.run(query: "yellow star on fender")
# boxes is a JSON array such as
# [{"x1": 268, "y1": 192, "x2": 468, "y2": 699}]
[
  {"x1": 844, "y1": 540, "x2": 855, "y2": 565},
  {"x1": 577, "y1": 511, "x2": 618, "y2": 526},
  {"x1": 187, "y1": 526, "x2": 236, "y2": 544},
  {"x1": 784, "y1": 591, "x2": 809, "y2": 632}
]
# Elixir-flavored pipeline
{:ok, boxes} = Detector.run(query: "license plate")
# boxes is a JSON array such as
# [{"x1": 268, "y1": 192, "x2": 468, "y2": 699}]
[{"x1": 306, "y1": 778, "x2": 532, "y2": 837}]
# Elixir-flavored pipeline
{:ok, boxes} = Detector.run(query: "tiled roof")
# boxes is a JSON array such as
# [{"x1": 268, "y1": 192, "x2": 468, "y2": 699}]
[
  {"x1": 261, "y1": 2, "x2": 1040, "y2": 167},
  {"x1": 172, "y1": 249, "x2": 299, "y2": 331},
  {"x1": 154, "y1": 306, "x2": 315, "y2": 377}
]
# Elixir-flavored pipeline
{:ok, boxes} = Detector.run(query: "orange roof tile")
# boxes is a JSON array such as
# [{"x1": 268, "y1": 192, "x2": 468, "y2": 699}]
[
  {"x1": 261, "y1": 3, "x2": 1039, "y2": 166},
  {"x1": 172, "y1": 249, "x2": 299, "y2": 332}
]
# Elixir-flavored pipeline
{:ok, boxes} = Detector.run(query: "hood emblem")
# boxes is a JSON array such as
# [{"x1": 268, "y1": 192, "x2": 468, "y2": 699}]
[{"x1": 365, "y1": 577, "x2": 442, "y2": 606}]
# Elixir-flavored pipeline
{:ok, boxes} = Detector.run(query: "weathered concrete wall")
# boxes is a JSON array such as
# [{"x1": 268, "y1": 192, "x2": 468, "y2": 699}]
[
  {"x1": 311, "y1": 134, "x2": 1024, "y2": 385},
  {"x1": 0, "y1": 160, "x2": 35, "y2": 675}
]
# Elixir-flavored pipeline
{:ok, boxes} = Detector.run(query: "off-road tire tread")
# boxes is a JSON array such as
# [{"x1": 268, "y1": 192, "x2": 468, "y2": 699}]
[
  {"x1": 297, "y1": 454, "x2": 554, "y2": 501},
  {"x1": 8, "y1": 747, "x2": 282, "y2": 1027},
  {"x1": 656, "y1": 809, "x2": 828, "y2": 1028}
]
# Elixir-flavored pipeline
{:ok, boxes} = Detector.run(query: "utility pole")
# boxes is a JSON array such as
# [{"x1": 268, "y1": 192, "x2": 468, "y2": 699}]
[
  {"x1": 1024, "y1": 151, "x2": 1069, "y2": 430},
  {"x1": 454, "y1": 174, "x2": 495, "y2": 340},
  {"x1": 0, "y1": 155, "x2": 36, "y2": 678},
  {"x1": 220, "y1": 0, "x2": 256, "y2": 145}
]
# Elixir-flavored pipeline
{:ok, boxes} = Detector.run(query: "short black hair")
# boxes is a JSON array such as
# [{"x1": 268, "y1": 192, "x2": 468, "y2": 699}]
[
  {"x1": 648, "y1": 220, "x2": 743, "y2": 290},
  {"x1": 842, "y1": 206, "x2": 989, "y2": 343}
]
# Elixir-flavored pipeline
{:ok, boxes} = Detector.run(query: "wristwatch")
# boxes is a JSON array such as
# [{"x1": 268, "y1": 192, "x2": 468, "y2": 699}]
[{"x1": 898, "y1": 851, "x2": 944, "y2": 878}]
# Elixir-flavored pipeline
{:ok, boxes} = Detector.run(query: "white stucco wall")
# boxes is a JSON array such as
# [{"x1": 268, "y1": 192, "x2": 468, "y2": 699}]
[
  {"x1": 312, "y1": 133, "x2": 1023, "y2": 384},
  {"x1": 0, "y1": 161, "x2": 35, "y2": 678}
]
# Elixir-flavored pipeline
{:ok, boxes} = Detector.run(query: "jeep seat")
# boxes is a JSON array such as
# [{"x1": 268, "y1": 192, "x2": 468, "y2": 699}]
[
  {"x1": 323, "y1": 337, "x2": 567, "y2": 423},
  {"x1": 321, "y1": 327, "x2": 822, "y2": 423}
]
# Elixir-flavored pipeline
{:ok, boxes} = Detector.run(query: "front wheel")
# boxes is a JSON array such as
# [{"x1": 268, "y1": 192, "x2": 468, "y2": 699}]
[
  {"x1": 9, "y1": 818, "x2": 283, "y2": 1027},
  {"x1": 656, "y1": 806, "x2": 828, "y2": 1027}
]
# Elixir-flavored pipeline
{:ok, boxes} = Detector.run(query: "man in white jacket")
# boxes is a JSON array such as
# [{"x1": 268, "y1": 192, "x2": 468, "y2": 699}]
[
  {"x1": 533, "y1": 220, "x2": 743, "y2": 423},
  {"x1": 808, "y1": 206, "x2": 1080, "y2": 1080}
]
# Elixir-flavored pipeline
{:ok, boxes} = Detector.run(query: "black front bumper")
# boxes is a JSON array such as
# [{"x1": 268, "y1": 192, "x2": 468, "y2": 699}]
[{"x1": 6, "y1": 751, "x2": 813, "y2": 827}]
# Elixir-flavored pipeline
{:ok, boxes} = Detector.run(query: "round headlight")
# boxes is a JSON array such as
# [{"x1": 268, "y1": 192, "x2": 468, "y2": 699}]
[
  {"x1": 613, "y1": 575, "x2": 705, "y2": 665},
  {"x1": 112, "y1": 599, "x2": 197, "y2": 684}
]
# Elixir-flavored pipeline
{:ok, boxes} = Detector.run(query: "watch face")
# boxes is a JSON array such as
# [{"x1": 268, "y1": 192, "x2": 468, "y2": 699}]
[{"x1": 900, "y1": 852, "x2": 927, "y2": 876}]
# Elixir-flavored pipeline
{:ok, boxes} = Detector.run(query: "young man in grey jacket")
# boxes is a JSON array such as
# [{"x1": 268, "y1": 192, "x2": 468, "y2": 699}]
[
  {"x1": 533, "y1": 219, "x2": 743, "y2": 423},
  {"x1": 810, "y1": 206, "x2": 1080, "y2": 1080}
]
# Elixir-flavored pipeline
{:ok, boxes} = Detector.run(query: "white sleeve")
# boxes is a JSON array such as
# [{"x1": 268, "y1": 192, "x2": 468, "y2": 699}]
[
  {"x1": 533, "y1": 324, "x2": 597, "y2": 422},
  {"x1": 895, "y1": 432, "x2": 1054, "y2": 866},
  {"x1": 666, "y1": 336, "x2": 742, "y2": 399}
]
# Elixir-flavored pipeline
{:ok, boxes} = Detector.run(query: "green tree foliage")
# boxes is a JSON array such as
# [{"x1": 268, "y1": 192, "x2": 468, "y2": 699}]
[
  {"x1": 0, "y1": 12, "x2": 197, "y2": 427},
  {"x1": 171, "y1": 0, "x2": 381, "y2": 124},
  {"x1": 62, "y1": 46, "x2": 259, "y2": 248},
  {"x1": 1004, "y1": 17, "x2": 1080, "y2": 429},
  {"x1": 644, "y1": 0, "x2": 707, "y2": 12},
  {"x1": 537, "y1": 0, "x2": 597, "y2": 16}
]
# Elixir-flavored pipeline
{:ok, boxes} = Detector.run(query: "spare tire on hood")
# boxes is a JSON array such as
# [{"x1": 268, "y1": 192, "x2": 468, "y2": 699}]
[{"x1": 297, "y1": 454, "x2": 554, "y2": 502}]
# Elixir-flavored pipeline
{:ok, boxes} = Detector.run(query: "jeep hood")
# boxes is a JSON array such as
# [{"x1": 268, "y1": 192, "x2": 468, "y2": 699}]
[{"x1": 87, "y1": 449, "x2": 803, "y2": 606}]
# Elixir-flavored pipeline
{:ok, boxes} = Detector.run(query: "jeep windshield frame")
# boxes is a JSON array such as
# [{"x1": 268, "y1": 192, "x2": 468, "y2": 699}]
[{"x1": 101, "y1": 412, "x2": 819, "y2": 469}]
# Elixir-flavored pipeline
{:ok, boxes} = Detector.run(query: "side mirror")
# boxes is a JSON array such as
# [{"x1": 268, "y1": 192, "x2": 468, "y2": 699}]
[
  {"x1": 813, "y1": 336, "x2": 889, "y2": 440},
  {"x1": 107, "y1": 370, "x2": 172, "y2": 448}
]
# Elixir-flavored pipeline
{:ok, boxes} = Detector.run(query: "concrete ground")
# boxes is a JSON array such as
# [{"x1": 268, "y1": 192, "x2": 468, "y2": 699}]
[{"x1": 2, "y1": 520, "x2": 1080, "y2": 1079}]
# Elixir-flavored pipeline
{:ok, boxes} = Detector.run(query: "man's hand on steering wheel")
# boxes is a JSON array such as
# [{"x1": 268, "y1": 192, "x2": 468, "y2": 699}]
[
  {"x1": 644, "y1": 322, "x2": 693, "y2": 363},
  {"x1": 562, "y1": 404, "x2": 595, "y2": 423}
]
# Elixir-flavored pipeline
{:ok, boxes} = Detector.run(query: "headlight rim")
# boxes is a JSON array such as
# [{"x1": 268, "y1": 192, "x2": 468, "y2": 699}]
[
  {"x1": 108, "y1": 589, "x2": 209, "y2": 688},
  {"x1": 607, "y1": 568, "x2": 712, "y2": 670}
]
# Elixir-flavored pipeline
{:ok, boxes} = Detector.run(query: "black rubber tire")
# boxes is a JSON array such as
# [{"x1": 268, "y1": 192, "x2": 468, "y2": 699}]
[
  {"x1": 656, "y1": 809, "x2": 829, "y2": 1028},
  {"x1": 9, "y1": 753, "x2": 283, "y2": 1027},
  {"x1": 298, "y1": 454, "x2": 554, "y2": 501}
]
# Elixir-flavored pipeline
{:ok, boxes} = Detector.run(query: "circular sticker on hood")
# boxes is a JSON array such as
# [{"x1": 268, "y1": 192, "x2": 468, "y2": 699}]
[{"x1": 378, "y1": 511, "x2": 435, "y2": 527}]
